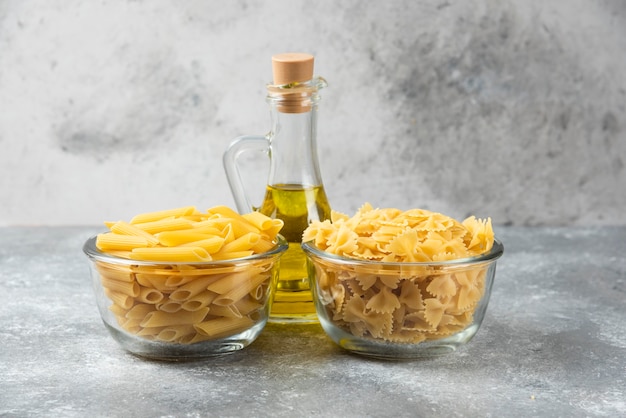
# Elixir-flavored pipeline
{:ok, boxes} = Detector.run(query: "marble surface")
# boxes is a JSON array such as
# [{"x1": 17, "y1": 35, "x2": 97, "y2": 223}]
[
  {"x1": 0, "y1": 226, "x2": 624, "y2": 417},
  {"x1": 1, "y1": 1, "x2": 625, "y2": 227}
]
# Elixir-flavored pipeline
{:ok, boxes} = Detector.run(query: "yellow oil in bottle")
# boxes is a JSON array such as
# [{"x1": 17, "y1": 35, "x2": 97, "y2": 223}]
[{"x1": 258, "y1": 183, "x2": 331, "y2": 323}]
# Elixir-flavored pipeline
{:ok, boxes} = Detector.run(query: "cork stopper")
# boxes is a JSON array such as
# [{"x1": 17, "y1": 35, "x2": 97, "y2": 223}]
[{"x1": 272, "y1": 53, "x2": 314, "y2": 85}]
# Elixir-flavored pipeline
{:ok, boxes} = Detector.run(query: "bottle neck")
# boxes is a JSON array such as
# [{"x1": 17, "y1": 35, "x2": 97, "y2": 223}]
[
  {"x1": 266, "y1": 103, "x2": 323, "y2": 188},
  {"x1": 265, "y1": 77, "x2": 326, "y2": 188}
]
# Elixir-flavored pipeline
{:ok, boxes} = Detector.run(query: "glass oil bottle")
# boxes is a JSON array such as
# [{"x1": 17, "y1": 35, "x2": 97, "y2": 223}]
[{"x1": 223, "y1": 53, "x2": 331, "y2": 324}]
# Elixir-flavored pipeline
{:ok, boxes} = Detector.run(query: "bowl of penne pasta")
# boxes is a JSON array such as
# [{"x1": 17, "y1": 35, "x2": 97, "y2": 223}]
[
  {"x1": 83, "y1": 205, "x2": 288, "y2": 360},
  {"x1": 301, "y1": 204, "x2": 503, "y2": 359}
]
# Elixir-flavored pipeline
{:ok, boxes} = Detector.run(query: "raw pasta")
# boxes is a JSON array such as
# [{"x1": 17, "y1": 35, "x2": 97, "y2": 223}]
[
  {"x1": 93, "y1": 205, "x2": 284, "y2": 344},
  {"x1": 303, "y1": 203, "x2": 493, "y2": 262},
  {"x1": 96, "y1": 205, "x2": 283, "y2": 261},
  {"x1": 96, "y1": 256, "x2": 278, "y2": 343},
  {"x1": 303, "y1": 204, "x2": 496, "y2": 344},
  {"x1": 195, "y1": 317, "x2": 255, "y2": 338}
]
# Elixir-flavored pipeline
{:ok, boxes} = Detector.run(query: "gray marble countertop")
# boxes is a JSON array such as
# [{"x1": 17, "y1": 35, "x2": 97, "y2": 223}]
[{"x1": 0, "y1": 226, "x2": 624, "y2": 417}]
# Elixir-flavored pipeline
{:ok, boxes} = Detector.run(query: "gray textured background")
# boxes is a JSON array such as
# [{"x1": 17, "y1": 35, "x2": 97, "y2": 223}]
[{"x1": 1, "y1": 0, "x2": 624, "y2": 226}]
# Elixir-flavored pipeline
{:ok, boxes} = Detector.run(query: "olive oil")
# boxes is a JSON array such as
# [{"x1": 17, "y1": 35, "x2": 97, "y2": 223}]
[{"x1": 259, "y1": 183, "x2": 331, "y2": 323}]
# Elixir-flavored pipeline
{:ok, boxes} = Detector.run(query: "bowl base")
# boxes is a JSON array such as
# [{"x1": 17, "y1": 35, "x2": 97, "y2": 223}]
[
  {"x1": 103, "y1": 321, "x2": 265, "y2": 361},
  {"x1": 320, "y1": 317, "x2": 481, "y2": 360}
]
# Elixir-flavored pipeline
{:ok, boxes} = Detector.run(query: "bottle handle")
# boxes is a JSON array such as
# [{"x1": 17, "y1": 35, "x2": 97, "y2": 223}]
[{"x1": 223, "y1": 135, "x2": 270, "y2": 214}]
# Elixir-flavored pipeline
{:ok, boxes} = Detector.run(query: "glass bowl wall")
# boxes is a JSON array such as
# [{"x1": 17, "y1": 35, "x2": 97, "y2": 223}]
[
  {"x1": 83, "y1": 235, "x2": 288, "y2": 360},
  {"x1": 303, "y1": 239, "x2": 503, "y2": 359}
]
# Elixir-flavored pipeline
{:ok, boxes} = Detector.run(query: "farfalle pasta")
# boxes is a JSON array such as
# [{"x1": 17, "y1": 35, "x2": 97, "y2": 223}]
[
  {"x1": 303, "y1": 203, "x2": 493, "y2": 261},
  {"x1": 303, "y1": 204, "x2": 496, "y2": 344}
]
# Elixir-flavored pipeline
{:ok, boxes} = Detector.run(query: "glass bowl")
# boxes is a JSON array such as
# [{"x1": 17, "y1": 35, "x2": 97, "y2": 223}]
[
  {"x1": 302, "y1": 239, "x2": 503, "y2": 359},
  {"x1": 83, "y1": 235, "x2": 288, "y2": 360}
]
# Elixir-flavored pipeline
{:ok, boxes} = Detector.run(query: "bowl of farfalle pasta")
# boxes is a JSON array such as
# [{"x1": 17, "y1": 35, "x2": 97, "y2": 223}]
[
  {"x1": 302, "y1": 203, "x2": 503, "y2": 359},
  {"x1": 83, "y1": 205, "x2": 288, "y2": 360}
]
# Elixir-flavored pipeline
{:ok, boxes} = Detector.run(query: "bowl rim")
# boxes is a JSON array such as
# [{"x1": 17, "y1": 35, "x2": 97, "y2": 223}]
[
  {"x1": 83, "y1": 233, "x2": 289, "y2": 266},
  {"x1": 301, "y1": 237, "x2": 503, "y2": 267}
]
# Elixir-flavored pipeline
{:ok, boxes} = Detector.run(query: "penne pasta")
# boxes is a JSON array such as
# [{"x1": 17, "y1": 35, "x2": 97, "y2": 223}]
[
  {"x1": 213, "y1": 271, "x2": 270, "y2": 306},
  {"x1": 210, "y1": 250, "x2": 253, "y2": 260},
  {"x1": 129, "y1": 206, "x2": 197, "y2": 224},
  {"x1": 249, "y1": 284, "x2": 267, "y2": 301},
  {"x1": 251, "y1": 238, "x2": 276, "y2": 254},
  {"x1": 206, "y1": 205, "x2": 243, "y2": 219},
  {"x1": 101, "y1": 276, "x2": 140, "y2": 297},
  {"x1": 125, "y1": 303, "x2": 157, "y2": 319},
  {"x1": 96, "y1": 233, "x2": 149, "y2": 251},
  {"x1": 169, "y1": 274, "x2": 225, "y2": 302},
  {"x1": 104, "y1": 288, "x2": 135, "y2": 310},
  {"x1": 181, "y1": 290, "x2": 218, "y2": 312},
  {"x1": 234, "y1": 297, "x2": 263, "y2": 316},
  {"x1": 264, "y1": 218, "x2": 285, "y2": 240},
  {"x1": 137, "y1": 287, "x2": 164, "y2": 304},
  {"x1": 136, "y1": 326, "x2": 166, "y2": 337},
  {"x1": 95, "y1": 262, "x2": 135, "y2": 282},
  {"x1": 105, "y1": 250, "x2": 133, "y2": 259},
  {"x1": 242, "y1": 211, "x2": 275, "y2": 231},
  {"x1": 179, "y1": 236, "x2": 225, "y2": 253},
  {"x1": 207, "y1": 206, "x2": 259, "y2": 236},
  {"x1": 156, "y1": 325, "x2": 196, "y2": 342},
  {"x1": 207, "y1": 270, "x2": 257, "y2": 295},
  {"x1": 120, "y1": 324, "x2": 142, "y2": 335},
  {"x1": 110, "y1": 221, "x2": 160, "y2": 247},
  {"x1": 207, "y1": 304, "x2": 242, "y2": 319},
  {"x1": 164, "y1": 274, "x2": 199, "y2": 287},
  {"x1": 136, "y1": 274, "x2": 179, "y2": 292},
  {"x1": 189, "y1": 225, "x2": 223, "y2": 236},
  {"x1": 132, "y1": 217, "x2": 194, "y2": 234},
  {"x1": 92, "y1": 205, "x2": 286, "y2": 346},
  {"x1": 140, "y1": 307, "x2": 209, "y2": 328},
  {"x1": 121, "y1": 317, "x2": 143, "y2": 329},
  {"x1": 220, "y1": 223, "x2": 236, "y2": 243},
  {"x1": 94, "y1": 262, "x2": 135, "y2": 283},
  {"x1": 130, "y1": 247, "x2": 211, "y2": 262},
  {"x1": 180, "y1": 332, "x2": 213, "y2": 344},
  {"x1": 156, "y1": 231, "x2": 219, "y2": 247},
  {"x1": 95, "y1": 205, "x2": 282, "y2": 262},
  {"x1": 218, "y1": 232, "x2": 261, "y2": 254},
  {"x1": 108, "y1": 303, "x2": 128, "y2": 318},
  {"x1": 156, "y1": 299, "x2": 183, "y2": 313},
  {"x1": 194, "y1": 317, "x2": 255, "y2": 338},
  {"x1": 181, "y1": 213, "x2": 205, "y2": 222},
  {"x1": 134, "y1": 273, "x2": 156, "y2": 288}
]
